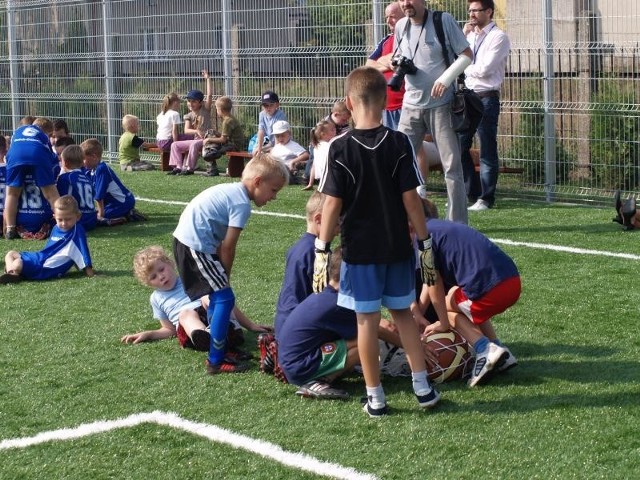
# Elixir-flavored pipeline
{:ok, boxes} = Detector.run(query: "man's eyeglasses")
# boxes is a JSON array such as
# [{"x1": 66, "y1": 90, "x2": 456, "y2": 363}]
[{"x1": 468, "y1": 8, "x2": 488, "y2": 14}]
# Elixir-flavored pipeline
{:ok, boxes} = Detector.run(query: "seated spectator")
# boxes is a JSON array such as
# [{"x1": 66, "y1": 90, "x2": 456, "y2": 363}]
[
  {"x1": 278, "y1": 247, "x2": 358, "y2": 400},
  {"x1": 168, "y1": 70, "x2": 213, "y2": 176},
  {"x1": 0, "y1": 195, "x2": 94, "y2": 284},
  {"x1": 270, "y1": 120, "x2": 309, "y2": 180},
  {"x1": 118, "y1": 114, "x2": 155, "y2": 171},
  {"x1": 202, "y1": 96, "x2": 245, "y2": 177},
  {"x1": 302, "y1": 120, "x2": 336, "y2": 190},
  {"x1": 81, "y1": 138, "x2": 147, "y2": 226},
  {"x1": 252, "y1": 90, "x2": 287, "y2": 155},
  {"x1": 57, "y1": 145, "x2": 97, "y2": 231},
  {"x1": 325, "y1": 100, "x2": 351, "y2": 136},
  {"x1": 155, "y1": 92, "x2": 183, "y2": 152}
]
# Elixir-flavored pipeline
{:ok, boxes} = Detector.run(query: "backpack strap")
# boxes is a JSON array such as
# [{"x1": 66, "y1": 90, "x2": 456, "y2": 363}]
[{"x1": 432, "y1": 10, "x2": 466, "y2": 83}]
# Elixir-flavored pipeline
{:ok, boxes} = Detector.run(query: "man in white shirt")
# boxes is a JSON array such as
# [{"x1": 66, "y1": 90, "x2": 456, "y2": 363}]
[{"x1": 462, "y1": 0, "x2": 511, "y2": 211}]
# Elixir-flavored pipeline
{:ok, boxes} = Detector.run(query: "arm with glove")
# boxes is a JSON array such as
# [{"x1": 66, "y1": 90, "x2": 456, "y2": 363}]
[{"x1": 312, "y1": 195, "x2": 342, "y2": 293}]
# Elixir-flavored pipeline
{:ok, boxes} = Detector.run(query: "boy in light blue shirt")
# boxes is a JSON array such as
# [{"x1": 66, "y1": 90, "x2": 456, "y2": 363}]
[{"x1": 172, "y1": 153, "x2": 289, "y2": 374}]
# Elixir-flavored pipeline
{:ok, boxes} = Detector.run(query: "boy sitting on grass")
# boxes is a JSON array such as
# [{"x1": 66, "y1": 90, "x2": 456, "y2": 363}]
[
  {"x1": 81, "y1": 138, "x2": 147, "y2": 225},
  {"x1": 118, "y1": 114, "x2": 155, "y2": 172},
  {"x1": 1, "y1": 195, "x2": 94, "y2": 284},
  {"x1": 173, "y1": 153, "x2": 289, "y2": 374},
  {"x1": 122, "y1": 245, "x2": 269, "y2": 354},
  {"x1": 57, "y1": 145, "x2": 97, "y2": 231}
]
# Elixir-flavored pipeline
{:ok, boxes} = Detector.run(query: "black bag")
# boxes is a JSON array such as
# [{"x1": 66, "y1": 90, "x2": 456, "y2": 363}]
[
  {"x1": 433, "y1": 11, "x2": 484, "y2": 134},
  {"x1": 450, "y1": 85, "x2": 484, "y2": 133}
]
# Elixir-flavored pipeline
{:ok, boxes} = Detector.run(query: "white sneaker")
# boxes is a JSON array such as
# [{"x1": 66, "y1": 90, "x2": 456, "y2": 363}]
[
  {"x1": 496, "y1": 348, "x2": 518, "y2": 373},
  {"x1": 468, "y1": 199, "x2": 490, "y2": 211},
  {"x1": 468, "y1": 342, "x2": 508, "y2": 387}
]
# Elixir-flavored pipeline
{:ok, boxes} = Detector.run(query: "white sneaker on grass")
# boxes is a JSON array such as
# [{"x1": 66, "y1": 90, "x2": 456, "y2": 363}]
[
  {"x1": 468, "y1": 342, "x2": 508, "y2": 387},
  {"x1": 496, "y1": 348, "x2": 518, "y2": 373},
  {"x1": 468, "y1": 199, "x2": 491, "y2": 211}
]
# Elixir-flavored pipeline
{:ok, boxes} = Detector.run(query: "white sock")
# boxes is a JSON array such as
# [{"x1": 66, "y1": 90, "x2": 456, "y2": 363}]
[
  {"x1": 366, "y1": 384, "x2": 386, "y2": 408},
  {"x1": 412, "y1": 370, "x2": 431, "y2": 395}
]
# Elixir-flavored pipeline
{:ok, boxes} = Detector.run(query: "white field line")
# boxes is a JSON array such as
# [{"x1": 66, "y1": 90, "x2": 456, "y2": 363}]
[
  {"x1": 0, "y1": 411, "x2": 379, "y2": 480},
  {"x1": 136, "y1": 196, "x2": 640, "y2": 260}
]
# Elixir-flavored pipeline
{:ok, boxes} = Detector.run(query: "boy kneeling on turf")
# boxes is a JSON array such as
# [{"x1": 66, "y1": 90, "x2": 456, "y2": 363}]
[
  {"x1": 279, "y1": 247, "x2": 358, "y2": 399},
  {"x1": 1, "y1": 195, "x2": 94, "y2": 284}
]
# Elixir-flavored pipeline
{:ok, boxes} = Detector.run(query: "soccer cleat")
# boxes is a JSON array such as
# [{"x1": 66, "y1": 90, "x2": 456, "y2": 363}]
[
  {"x1": 415, "y1": 387, "x2": 441, "y2": 409},
  {"x1": 0, "y1": 273, "x2": 22, "y2": 284},
  {"x1": 204, "y1": 167, "x2": 220, "y2": 177},
  {"x1": 5, "y1": 228, "x2": 19, "y2": 240},
  {"x1": 225, "y1": 347, "x2": 253, "y2": 362},
  {"x1": 127, "y1": 208, "x2": 148, "y2": 222},
  {"x1": 257, "y1": 333, "x2": 275, "y2": 374},
  {"x1": 361, "y1": 396, "x2": 389, "y2": 418},
  {"x1": 190, "y1": 329, "x2": 210, "y2": 352},
  {"x1": 205, "y1": 358, "x2": 249, "y2": 375},
  {"x1": 496, "y1": 348, "x2": 518, "y2": 373},
  {"x1": 167, "y1": 168, "x2": 181, "y2": 175},
  {"x1": 295, "y1": 380, "x2": 349, "y2": 400},
  {"x1": 179, "y1": 169, "x2": 194, "y2": 176},
  {"x1": 468, "y1": 342, "x2": 508, "y2": 387}
]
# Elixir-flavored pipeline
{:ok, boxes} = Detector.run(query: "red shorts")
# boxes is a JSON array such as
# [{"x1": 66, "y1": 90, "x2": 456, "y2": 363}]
[{"x1": 453, "y1": 276, "x2": 521, "y2": 324}]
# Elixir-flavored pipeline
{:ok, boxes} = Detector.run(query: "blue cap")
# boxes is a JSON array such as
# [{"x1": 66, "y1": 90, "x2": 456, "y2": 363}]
[{"x1": 186, "y1": 89, "x2": 204, "y2": 101}]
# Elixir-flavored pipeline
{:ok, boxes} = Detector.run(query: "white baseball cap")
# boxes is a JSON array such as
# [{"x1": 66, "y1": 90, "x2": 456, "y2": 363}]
[{"x1": 272, "y1": 120, "x2": 291, "y2": 135}]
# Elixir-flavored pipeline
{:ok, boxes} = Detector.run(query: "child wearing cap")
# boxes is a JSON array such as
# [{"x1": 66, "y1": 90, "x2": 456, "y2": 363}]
[
  {"x1": 252, "y1": 90, "x2": 287, "y2": 155},
  {"x1": 168, "y1": 70, "x2": 213, "y2": 176},
  {"x1": 270, "y1": 120, "x2": 309, "y2": 180}
]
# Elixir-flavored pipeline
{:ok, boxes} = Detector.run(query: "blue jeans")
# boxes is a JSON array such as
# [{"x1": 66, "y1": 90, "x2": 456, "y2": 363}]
[{"x1": 460, "y1": 94, "x2": 500, "y2": 206}]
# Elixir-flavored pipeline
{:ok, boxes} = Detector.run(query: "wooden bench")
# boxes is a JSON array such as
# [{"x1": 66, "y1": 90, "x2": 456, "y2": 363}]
[
  {"x1": 142, "y1": 144, "x2": 171, "y2": 171},
  {"x1": 225, "y1": 151, "x2": 253, "y2": 177}
]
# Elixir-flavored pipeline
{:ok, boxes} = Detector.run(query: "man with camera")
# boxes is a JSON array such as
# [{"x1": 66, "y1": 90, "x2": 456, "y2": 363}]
[
  {"x1": 394, "y1": 0, "x2": 473, "y2": 224},
  {"x1": 461, "y1": 1, "x2": 511, "y2": 212}
]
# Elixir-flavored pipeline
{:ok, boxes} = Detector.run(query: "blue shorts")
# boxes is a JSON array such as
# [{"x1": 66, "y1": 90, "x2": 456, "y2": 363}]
[
  {"x1": 338, "y1": 259, "x2": 416, "y2": 313},
  {"x1": 6, "y1": 164, "x2": 56, "y2": 188}
]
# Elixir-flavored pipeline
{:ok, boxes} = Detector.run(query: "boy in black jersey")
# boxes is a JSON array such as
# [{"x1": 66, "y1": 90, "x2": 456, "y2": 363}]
[{"x1": 314, "y1": 66, "x2": 448, "y2": 417}]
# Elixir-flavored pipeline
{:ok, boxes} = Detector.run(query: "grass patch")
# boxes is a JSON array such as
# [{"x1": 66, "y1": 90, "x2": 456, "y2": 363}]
[{"x1": 1, "y1": 170, "x2": 639, "y2": 479}]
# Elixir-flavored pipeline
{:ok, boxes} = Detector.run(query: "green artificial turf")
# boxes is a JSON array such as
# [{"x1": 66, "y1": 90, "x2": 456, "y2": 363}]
[{"x1": 0, "y1": 170, "x2": 638, "y2": 479}]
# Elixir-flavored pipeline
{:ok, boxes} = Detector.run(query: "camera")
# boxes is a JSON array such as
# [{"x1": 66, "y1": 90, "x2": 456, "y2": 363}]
[{"x1": 388, "y1": 56, "x2": 418, "y2": 91}]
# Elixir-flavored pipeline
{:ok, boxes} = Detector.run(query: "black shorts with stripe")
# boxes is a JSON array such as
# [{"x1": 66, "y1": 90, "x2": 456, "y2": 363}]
[{"x1": 173, "y1": 238, "x2": 229, "y2": 300}]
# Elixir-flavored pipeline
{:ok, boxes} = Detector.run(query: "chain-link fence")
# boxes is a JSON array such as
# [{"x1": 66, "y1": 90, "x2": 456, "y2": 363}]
[{"x1": 1, "y1": 0, "x2": 638, "y2": 204}]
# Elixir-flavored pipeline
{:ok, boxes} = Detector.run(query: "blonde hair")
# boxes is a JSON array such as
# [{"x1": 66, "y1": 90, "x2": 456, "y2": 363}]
[
  {"x1": 345, "y1": 66, "x2": 387, "y2": 110},
  {"x1": 133, "y1": 246, "x2": 175, "y2": 286},
  {"x1": 305, "y1": 190, "x2": 325, "y2": 219},
  {"x1": 33, "y1": 117, "x2": 53, "y2": 135},
  {"x1": 61, "y1": 144, "x2": 84, "y2": 169},
  {"x1": 122, "y1": 114, "x2": 139, "y2": 132},
  {"x1": 215, "y1": 96, "x2": 233, "y2": 113},
  {"x1": 81, "y1": 138, "x2": 103, "y2": 157},
  {"x1": 242, "y1": 152, "x2": 289, "y2": 184},
  {"x1": 54, "y1": 195, "x2": 80, "y2": 214},
  {"x1": 20, "y1": 115, "x2": 36, "y2": 126},
  {"x1": 329, "y1": 246, "x2": 342, "y2": 283},
  {"x1": 161, "y1": 93, "x2": 181, "y2": 114}
]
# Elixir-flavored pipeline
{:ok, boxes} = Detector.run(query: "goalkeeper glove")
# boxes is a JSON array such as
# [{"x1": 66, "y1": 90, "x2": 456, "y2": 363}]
[
  {"x1": 417, "y1": 236, "x2": 436, "y2": 286},
  {"x1": 312, "y1": 238, "x2": 331, "y2": 293}
]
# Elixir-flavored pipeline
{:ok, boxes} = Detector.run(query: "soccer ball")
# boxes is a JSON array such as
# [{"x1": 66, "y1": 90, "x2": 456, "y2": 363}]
[
  {"x1": 378, "y1": 340, "x2": 412, "y2": 377},
  {"x1": 422, "y1": 330, "x2": 473, "y2": 384}
]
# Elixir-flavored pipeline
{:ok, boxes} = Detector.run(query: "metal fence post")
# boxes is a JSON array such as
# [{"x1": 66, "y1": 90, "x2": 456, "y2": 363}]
[
  {"x1": 102, "y1": 0, "x2": 116, "y2": 161},
  {"x1": 543, "y1": 0, "x2": 556, "y2": 202},
  {"x1": 7, "y1": 0, "x2": 19, "y2": 132}
]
